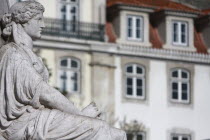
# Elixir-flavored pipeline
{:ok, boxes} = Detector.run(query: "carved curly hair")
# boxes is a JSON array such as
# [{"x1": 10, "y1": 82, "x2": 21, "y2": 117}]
[{"x1": 10, "y1": 1, "x2": 45, "y2": 24}]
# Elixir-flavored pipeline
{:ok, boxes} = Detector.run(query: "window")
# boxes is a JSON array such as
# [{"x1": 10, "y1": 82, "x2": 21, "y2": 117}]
[
  {"x1": 125, "y1": 64, "x2": 145, "y2": 99},
  {"x1": 58, "y1": 57, "x2": 80, "y2": 94},
  {"x1": 60, "y1": 0, "x2": 79, "y2": 31},
  {"x1": 127, "y1": 132, "x2": 145, "y2": 140},
  {"x1": 172, "y1": 21, "x2": 188, "y2": 46},
  {"x1": 170, "y1": 69, "x2": 190, "y2": 103},
  {"x1": 127, "y1": 15, "x2": 143, "y2": 41},
  {"x1": 171, "y1": 133, "x2": 191, "y2": 140}
]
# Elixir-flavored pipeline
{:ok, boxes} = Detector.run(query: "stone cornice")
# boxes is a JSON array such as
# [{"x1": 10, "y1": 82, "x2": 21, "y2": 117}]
[
  {"x1": 118, "y1": 44, "x2": 210, "y2": 65},
  {"x1": 164, "y1": 10, "x2": 199, "y2": 18},
  {"x1": 34, "y1": 36, "x2": 210, "y2": 65}
]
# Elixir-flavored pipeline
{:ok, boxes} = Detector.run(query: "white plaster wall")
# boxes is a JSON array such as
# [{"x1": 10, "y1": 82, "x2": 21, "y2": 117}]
[
  {"x1": 80, "y1": 0, "x2": 92, "y2": 22},
  {"x1": 115, "y1": 59, "x2": 210, "y2": 140},
  {"x1": 37, "y1": 0, "x2": 57, "y2": 18},
  {"x1": 193, "y1": 65, "x2": 210, "y2": 139}
]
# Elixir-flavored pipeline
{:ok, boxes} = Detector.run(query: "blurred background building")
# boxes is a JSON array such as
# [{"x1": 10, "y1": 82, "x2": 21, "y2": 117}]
[{"x1": 17, "y1": 0, "x2": 210, "y2": 140}]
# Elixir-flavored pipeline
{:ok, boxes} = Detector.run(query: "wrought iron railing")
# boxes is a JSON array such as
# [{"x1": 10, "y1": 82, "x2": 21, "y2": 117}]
[{"x1": 43, "y1": 18, "x2": 105, "y2": 41}]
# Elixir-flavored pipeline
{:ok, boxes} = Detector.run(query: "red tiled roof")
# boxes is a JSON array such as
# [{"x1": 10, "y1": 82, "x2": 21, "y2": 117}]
[
  {"x1": 107, "y1": 0, "x2": 200, "y2": 13},
  {"x1": 202, "y1": 9, "x2": 210, "y2": 14},
  {"x1": 149, "y1": 24, "x2": 163, "y2": 49},
  {"x1": 106, "y1": 22, "x2": 117, "y2": 43},
  {"x1": 106, "y1": 0, "x2": 209, "y2": 53},
  {"x1": 194, "y1": 28, "x2": 208, "y2": 54}
]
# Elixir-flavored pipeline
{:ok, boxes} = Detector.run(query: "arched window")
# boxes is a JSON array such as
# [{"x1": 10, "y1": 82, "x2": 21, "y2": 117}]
[
  {"x1": 170, "y1": 68, "x2": 190, "y2": 103},
  {"x1": 125, "y1": 64, "x2": 145, "y2": 99},
  {"x1": 58, "y1": 57, "x2": 80, "y2": 94}
]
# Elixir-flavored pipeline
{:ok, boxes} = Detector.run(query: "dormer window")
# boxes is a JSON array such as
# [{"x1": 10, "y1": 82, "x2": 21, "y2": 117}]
[
  {"x1": 172, "y1": 21, "x2": 188, "y2": 46},
  {"x1": 127, "y1": 15, "x2": 143, "y2": 41}
]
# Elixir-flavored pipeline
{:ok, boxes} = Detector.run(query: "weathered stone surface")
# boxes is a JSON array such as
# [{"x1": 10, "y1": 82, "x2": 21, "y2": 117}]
[{"x1": 0, "y1": 1, "x2": 126, "y2": 140}]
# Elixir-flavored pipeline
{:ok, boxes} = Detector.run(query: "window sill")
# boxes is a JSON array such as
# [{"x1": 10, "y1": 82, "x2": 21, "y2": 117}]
[
  {"x1": 122, "y1": 95, "x2": 148, "y2": 104},
  {"x1": 117, "y1": 39, "x2": 152, "y2": 47},
  {"x1": 163, "y1": 44, "x2": 196, "y2": 52},
  {"x1": 170, "y1": 99, "x2": 190, "y2": 105}
]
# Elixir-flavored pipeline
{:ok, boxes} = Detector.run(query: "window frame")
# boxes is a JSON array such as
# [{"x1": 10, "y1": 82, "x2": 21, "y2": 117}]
[
  {"x1": 171, "y1": 20, "x2": 189, "y2": 46},
  {"x1": 58, "y1": 57, "x2": 81, "y2": 94},
  {"x1": 125, "y1": 64, "x2": 146, "y2": 100},
  {"x1": 126, "y1": 15, "x2": 144, "y2": 41},
  {"x1": 127, "y1": 131, "x2": 146, "y2": 140},
  {"x1": 170, "y1": 68, "x2": 190, "y2": 104},
  {"x1": 171, "y1": 133, "x2": 191, "y2": 140}
]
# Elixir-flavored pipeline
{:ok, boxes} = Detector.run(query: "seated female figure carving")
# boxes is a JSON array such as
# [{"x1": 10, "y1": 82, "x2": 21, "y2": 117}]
[{"x1": 0, "y1": 1, "x2": 126, "y2": 140}]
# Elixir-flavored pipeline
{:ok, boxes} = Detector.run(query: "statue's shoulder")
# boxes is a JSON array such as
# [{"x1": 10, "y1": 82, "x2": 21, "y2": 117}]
[{"x1": 0, "y1": 43, "x2": 28, "y2": 62}]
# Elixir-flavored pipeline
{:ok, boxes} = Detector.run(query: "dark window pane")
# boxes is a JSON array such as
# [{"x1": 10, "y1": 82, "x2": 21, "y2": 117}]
[
  {"x1": 127, "y1": 78, "x2": 133, "y2": 86},
  {"x1": 137, "y1": 79, "x2": 142, "y2": 86},
  {"x1": 127, "y1": 66, "x2": 133, "y2": 73},
  {"x1": 172, "y1": 91, "x2": 178, "y2": 99},
  {"x1": 71, "y1": 72, "x2": 77, "y2": 81},
  {"x1": 182, "y1": 71, "x2": 188, "y2": 78},
  {"x1": 128, "y1": 29, "x2": 132, "y2": 37},
  {"x1": 172, "y1": 136, "x2": 179, "y2": 140},
  {"x1": 71, "y1": 60, "x2": 78, "y2": 68},
  {"x1": 181, "y1": 24, "x2": 186, "y2": 32},
  {"x1": 136, "y1": 29, "x2": 140, "y2": 38},
  {"x1": 71, "y1": 73, "x2": 78, "y2": 92},
  {"x1": 62, "y1": 16, "x2": 67, "y2": 30},
  {"x1": 137, "y1": 67, "x2": 143, "y2": 74},
  {"x1": 172, "y1": 71, "x2": 178, "y2": 77},
  {"x1": 73, "y1": 83, "x2": 78, "y2": 91},
  {"x1": 71, "y1": 7, "x2": 76, "y2": 13},
  {"x1": 182, "y1": 92, "x2": 188, "y2": 100},
  {"x1": 127, "y1": 88, "x2": 133, "y2": 95},
  {"x1": 128, "y1": 18, "x2": 132, "y2": 37},
  {"x1": 182, "y1": 83, "x2": 187, "y2": 90},
  {"x1": 128, "y1": 18, "x2": 132, "y2": 26},
  {"x1": 61, "y1": 72, "x2": 67, "y2": 91},
  {"x1": 182, "y1": 137, "x2": 189, "y2": 140},
  {"x1": 136, "y1": 18, "x2": 140, "y2": 28},
  {"x1": 136, "y1": 18, "x2": 141, "y2": 38},
  {"x1": 61, "y1": 5, "x2": 66, "y2": 12},
  {"x1": 181, "y1": 34, "x2": 186, "y2": 44},
  {"x1": 126, "y1": 134, "x2": 133, "y2": 140},
  {"x1": 61, "y1": 59, "x2": 68, "y2": 67},
  {"x1": 172, "y1": 82, "x2": 178, "y2": 90},
  {"x1": 137, "y1": 134, "x2": 143, "y2": 140},
  {"x1": 173, "y1": 23, "x2": 178, "y2": 42},
  {"x1": 137, "y1": 88, "x2": 142, "y2": 96}
]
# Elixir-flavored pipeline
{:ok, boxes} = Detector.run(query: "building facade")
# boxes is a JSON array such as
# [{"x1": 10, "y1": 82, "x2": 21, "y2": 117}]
[{"x1": 18, "y1": 0, "x2": 210, "y2": 140}]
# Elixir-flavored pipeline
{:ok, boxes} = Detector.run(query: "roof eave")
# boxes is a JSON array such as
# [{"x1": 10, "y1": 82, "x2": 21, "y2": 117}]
[
  {"x1": 108, "y1": 3, "x2": 155, "y2": 13},
  {"x1": 164, "y1": 10, "x2": 200, "y2": 18}
]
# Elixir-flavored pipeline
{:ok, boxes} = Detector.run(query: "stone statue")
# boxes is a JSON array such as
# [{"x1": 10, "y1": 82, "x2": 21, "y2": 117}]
[{"x1": 0, "y1": 1, "x2": 126, "y2": 140}]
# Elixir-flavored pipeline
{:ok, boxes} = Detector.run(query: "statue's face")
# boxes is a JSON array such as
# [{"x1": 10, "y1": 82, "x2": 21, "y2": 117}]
[{"x1": 23, "y1": 12, "x2": 45, "y2": 40}]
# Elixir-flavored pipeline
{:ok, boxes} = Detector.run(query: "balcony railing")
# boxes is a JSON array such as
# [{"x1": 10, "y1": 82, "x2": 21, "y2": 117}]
[{"x1": 43, "y1": 18, "x2": 105, "y2": 41}]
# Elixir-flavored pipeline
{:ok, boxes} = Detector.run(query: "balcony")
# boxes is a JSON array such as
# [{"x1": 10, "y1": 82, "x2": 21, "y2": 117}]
[{"x1": 43, "y1": 18, "x2": 105, "y2": 41}]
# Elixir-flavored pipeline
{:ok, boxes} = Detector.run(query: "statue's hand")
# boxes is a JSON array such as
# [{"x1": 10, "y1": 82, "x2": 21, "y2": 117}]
[
  {"x1": 82, "y1": 102, "x2": 101, "y2": 118},
  {"x1": 12, "y1": 22, "x2": 33, "y2": 48}
]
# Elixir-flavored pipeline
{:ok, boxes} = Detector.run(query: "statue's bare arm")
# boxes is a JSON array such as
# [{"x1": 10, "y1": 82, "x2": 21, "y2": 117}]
[
  {"x1": 38, "y1": 82, "x2": 101, "y2": 118},
  {"x1": 39, "y1": 82, "x2": 83, "y2": 115}
]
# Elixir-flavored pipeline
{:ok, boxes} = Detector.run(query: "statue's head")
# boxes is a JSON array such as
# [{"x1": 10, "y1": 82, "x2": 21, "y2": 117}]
[{"x1": 1, "y1": 1, "x2": 45, "y2": 40}]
